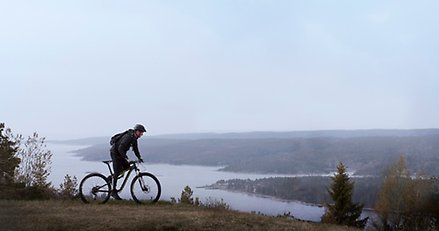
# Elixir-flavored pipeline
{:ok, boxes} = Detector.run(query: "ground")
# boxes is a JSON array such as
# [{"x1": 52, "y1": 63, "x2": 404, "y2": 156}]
[{"x1": 0, "y1": 200, "x2": 362, "y2": 231}]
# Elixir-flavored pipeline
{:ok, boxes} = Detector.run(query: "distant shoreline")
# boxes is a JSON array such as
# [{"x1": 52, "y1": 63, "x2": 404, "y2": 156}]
[{"x1": 49, "y1": 130, "x2": 439, "y2": 177}]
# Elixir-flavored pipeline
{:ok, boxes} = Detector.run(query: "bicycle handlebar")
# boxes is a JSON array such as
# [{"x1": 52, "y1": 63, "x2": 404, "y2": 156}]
[{"x1": 102, "y1": 159, "x2": 143, "y2": 165}]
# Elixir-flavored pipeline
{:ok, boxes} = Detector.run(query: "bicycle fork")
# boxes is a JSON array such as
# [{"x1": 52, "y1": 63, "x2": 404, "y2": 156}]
[{"x1": 137, "y1": 174, "x2": 149, "y2": 192}]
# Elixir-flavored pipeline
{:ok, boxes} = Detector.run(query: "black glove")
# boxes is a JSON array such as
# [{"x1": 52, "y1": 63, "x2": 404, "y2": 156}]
[{"x1": 138, "y1": 157, "x2": 144, "y2": 163}]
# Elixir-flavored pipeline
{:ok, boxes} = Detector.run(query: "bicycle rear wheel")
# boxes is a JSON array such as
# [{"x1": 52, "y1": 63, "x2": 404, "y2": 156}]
[
  {"x1": 79, "y1": 173, "x2": 111, "y2": 204},
  {"x1": 130, "y1": 172, "x2": 161, "y2": 204}
]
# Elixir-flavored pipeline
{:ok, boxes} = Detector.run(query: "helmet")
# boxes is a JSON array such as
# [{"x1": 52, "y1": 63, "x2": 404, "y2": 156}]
[{"x1": 133, "y1": 124, "x2": 147, "y2": 132}]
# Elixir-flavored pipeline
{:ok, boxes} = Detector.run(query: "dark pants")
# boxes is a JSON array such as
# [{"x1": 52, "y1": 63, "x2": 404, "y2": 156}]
[{"x1": 110, "y1": 150, "x2": 129, "y2": 191}]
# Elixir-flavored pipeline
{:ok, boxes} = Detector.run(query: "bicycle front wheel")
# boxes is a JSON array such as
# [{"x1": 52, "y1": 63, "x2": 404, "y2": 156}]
[
  {"x1": 79, "y1": 173, "x2": 111, "y2": 204},
  {"x1": 131, "y1": 172, "x2": 161, "y2": 204}
]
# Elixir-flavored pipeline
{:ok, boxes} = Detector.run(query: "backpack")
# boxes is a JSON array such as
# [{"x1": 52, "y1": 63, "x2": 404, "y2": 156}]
[{"x1": 110, "y1": 130, "x2": 129, "y2": 145}]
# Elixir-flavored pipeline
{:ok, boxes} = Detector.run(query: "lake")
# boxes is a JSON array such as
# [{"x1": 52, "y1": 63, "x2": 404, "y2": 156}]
[{"x1": 48, "y1": 143, "x2": 326, "y2": 221}]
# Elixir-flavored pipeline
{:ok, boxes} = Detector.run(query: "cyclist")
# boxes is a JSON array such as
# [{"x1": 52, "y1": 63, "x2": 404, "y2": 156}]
[{"x1": 110, "y1": 124, "x2": 146, "y2": 200}]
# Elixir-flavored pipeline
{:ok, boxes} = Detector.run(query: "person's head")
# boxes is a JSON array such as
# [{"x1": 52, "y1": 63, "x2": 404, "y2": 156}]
[{"x1": 133, "y1": 124, "x2": 147, "y2": 138}]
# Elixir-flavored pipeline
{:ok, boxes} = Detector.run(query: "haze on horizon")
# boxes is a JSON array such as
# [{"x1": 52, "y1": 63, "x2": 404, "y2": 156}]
[{"x1": 2, "y1": 1, "x2": 439, "y2": 140}]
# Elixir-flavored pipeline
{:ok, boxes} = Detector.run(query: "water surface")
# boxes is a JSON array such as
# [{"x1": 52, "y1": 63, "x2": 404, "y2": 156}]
[{"x1": 49, "y1": 143, "x2": 325, "y2": 221}]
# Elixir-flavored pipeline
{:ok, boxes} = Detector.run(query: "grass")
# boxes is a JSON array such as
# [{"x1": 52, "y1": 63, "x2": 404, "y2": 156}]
[{"x1": 0, "y1": 199, "x2": 361, "y2": 231}]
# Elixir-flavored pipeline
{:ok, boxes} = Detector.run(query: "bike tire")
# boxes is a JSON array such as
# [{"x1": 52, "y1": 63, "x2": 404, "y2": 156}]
[
  {"x1": 79, "y1": 173, "x2": 111, "y2": 204},
  {"x1": 130, "y1": 172, "x2": 161, "y2": 204}
]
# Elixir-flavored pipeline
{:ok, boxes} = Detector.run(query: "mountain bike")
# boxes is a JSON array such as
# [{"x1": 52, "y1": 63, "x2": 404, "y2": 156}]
[{"x1": 79, "y1": 160, "x2": 161, "y2": 204}]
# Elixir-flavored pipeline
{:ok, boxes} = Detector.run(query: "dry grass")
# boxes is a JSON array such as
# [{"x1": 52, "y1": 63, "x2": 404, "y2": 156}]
[{"x1": 0, "y1": 200, "x2": 361, "y2": 231}]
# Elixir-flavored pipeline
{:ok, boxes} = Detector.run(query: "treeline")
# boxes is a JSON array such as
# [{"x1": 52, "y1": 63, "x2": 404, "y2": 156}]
[
  {"x1": 208, "y1": 176, "x2": 381, "y2": 208},
  {"x1": 0, "y1": 123, "x2": 77, "y2": 200},
  {"x1": 75, "y1": 133, "x2": 439, "y2": 176},
  {"x1": 210, "y1": 157, "x2": 439, "y2": 230}
]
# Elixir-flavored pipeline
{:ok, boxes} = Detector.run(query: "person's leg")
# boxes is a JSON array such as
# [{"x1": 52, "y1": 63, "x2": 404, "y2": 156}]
[{"x1": 110, "y1": 151, "x2": 123, "y2": 200}]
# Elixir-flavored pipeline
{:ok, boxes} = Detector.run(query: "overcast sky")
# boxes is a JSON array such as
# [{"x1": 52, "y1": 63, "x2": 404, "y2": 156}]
[{"x1": 2, "y1": 1, "x2": 439, "y2": 139}]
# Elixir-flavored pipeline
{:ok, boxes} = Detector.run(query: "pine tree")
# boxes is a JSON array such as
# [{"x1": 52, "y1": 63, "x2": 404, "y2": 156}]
[
  {"x1": 180, "y1": 185, "x2": 194, "y2": 204},
  {"x1": 0, "y1": 123, "x2": 20, "y2": 185},
  {"x1": 321, "y1": 162, "x2": 368, "y2": 228},
  {"x1": 58, "y1": 174, "x2": 78, "y2": 199}
]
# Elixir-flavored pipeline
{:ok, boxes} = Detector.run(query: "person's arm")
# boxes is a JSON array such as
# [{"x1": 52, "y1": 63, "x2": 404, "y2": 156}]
[{"x1": 132, "y1": 139, "x2": 142, "y2": 161}]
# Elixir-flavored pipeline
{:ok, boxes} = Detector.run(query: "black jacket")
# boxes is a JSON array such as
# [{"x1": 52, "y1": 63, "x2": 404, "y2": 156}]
[{"x1": 111, "y1": 129, "x2": 141, "y2": 159}]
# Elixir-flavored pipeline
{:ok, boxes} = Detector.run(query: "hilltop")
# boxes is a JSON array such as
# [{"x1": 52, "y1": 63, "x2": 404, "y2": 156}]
[{"x1": 1, "y1": 200, "x2": 360, "y2": 231}]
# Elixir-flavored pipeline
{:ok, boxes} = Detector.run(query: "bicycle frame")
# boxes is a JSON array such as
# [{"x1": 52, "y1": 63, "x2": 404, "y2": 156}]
[{"x1": 103, "y1": 161, "x2": 141, "y2": 193}]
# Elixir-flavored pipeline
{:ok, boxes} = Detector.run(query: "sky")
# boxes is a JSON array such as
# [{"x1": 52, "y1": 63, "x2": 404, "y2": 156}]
[{"x1": 1, "y1": 0, "x2": 439, "y2": 140}]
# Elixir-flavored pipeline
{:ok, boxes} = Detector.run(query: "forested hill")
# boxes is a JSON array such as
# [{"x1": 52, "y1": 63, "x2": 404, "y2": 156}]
[
  {"x1": 66, "y1": 129, "x2": 439, "y2": 176},
  {"x1": 52, "y1": 129, "x2": 439, "y2": 144}
]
